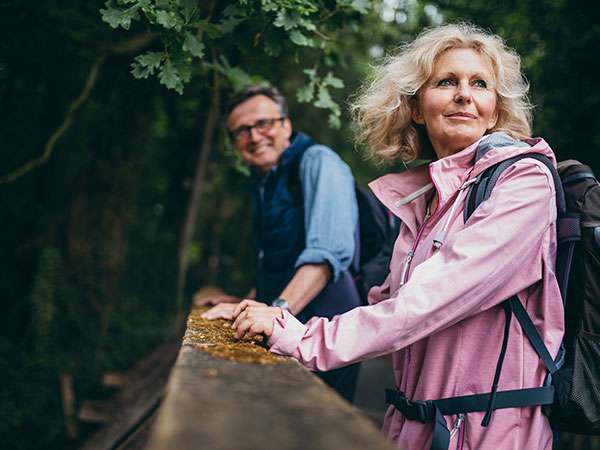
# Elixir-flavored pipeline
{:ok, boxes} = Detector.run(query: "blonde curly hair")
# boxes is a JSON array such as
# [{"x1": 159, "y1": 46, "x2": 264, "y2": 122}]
[{"x1": 351, "y1": 23, "x2": 532, "y2": 165}]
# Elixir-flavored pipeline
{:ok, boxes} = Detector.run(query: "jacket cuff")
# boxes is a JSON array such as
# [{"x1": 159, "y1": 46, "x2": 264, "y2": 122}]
[
  {"x1": 295, "y1": 247, "x2": 344, "y2": 282},
  {"x1": 268, "y1": 310, "x2": 307, "y2": 356}
]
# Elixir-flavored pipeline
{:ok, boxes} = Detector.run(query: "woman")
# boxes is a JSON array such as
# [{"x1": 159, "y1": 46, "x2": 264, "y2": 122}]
[{"x1": 230, "y1": 23, "x2": 563, "y2": 450}]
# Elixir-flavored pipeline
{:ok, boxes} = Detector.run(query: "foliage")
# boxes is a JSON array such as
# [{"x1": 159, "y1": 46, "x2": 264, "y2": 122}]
[{"x1": 99, "y1": 0, "x2": 378, "y2": 127}]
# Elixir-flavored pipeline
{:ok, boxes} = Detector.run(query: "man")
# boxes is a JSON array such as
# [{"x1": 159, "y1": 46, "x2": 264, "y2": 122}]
[{"x1": 198, "y1": 84, "x2": 362, "y2": 401}]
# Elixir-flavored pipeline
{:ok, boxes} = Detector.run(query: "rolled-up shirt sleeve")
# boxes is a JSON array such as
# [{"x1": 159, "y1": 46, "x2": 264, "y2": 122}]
[{"x1": 294, "y1": 145, "x2": 358, "y2": 282}]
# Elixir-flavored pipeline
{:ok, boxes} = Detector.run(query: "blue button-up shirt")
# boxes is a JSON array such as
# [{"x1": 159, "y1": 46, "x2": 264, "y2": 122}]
[{"x1": 292, "y1": 144, "x2": 358, "y2": 281}]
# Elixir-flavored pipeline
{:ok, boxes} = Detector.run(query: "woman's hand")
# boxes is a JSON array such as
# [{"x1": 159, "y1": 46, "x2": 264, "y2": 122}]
[
  {"x1": 200, "y1": 303, "x2": 239, "y2": 320},
  {"x1": 232, "y1": 300, "x2": 283, "y2": 340}
]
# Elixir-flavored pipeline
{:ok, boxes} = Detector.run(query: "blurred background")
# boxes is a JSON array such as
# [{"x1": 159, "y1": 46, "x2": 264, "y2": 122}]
[{"x1": 1, "y1": 1, "x2": 599, "y2": 449}]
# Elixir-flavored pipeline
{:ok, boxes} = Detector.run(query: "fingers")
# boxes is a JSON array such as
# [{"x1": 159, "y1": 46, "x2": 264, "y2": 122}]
[
  {"x1": 200, "y1": 303, "x2": 238, "y2": 320},
  {"x1": 232, "y1": 306, "x2": 279, "y2": 340},
  {"x1": 232, "y1": 299, "x2": 262, "y2": 319}
]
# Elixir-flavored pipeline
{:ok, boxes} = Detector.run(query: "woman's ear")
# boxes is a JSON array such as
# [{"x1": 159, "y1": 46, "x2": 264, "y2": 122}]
[
  {"x1": 487, "y1": 107, "x2": 499, "y2": 130},
  {"x1": 412, "y1": 104, "x2": 424, "y2": 125}
]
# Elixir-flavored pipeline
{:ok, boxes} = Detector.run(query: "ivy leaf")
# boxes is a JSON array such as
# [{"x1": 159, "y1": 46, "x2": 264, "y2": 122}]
[
  {"x1": 183, "y1": 32, "x2": 205, "y2": 58},
  {"x1": 159, "y1": 60, "x2": 184, "y2": 94},
  {"x1": 156, "y1": 10, "x2": 182, "y2": 30},
  {"x1": 100, "y1": 3, "x2": 139, "y2": 30},
  {"x1": 289, "y1": 30, "x2": 314, "y2": 47},
  {"x1": 297, "y1": 83, "x2": 315, "y2": 103},
  {"x1": 130, "y1": 51, "x2": 164, "y2": 79},
  {"x1": 324, "y1": 72, "x2": 344, "y2": 88}
]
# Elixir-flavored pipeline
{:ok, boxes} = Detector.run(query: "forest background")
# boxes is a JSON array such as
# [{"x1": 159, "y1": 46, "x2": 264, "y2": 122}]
[{"x1": 1, "y1": 1, "x2": 599, "y2": 449}]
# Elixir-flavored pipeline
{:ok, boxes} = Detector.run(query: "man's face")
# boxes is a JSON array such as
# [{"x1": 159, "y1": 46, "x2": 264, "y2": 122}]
[{"x1": 227, "y1": 95, "x2": 292, "y2": 172}]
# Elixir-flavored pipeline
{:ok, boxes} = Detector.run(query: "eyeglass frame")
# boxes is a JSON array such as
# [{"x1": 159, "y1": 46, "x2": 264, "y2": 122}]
[{"x1": 228, "y1": 116, "x2": 287, "y2": 142}]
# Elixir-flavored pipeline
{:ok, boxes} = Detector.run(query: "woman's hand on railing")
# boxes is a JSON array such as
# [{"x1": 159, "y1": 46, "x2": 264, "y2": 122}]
[{"x1": 232, "y1": 300, "x2": 282, "y2": 340}]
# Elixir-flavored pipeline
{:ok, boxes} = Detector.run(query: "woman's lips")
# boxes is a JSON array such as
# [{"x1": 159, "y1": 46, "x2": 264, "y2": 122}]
[{"x1": 446, "y1": 112, "x2": 477, "y2": 119}]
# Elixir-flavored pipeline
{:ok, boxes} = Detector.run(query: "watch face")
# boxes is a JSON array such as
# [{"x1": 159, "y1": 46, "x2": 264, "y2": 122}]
[{"x1": 272, "y1": 298, "x2": 288, "y2": 309}]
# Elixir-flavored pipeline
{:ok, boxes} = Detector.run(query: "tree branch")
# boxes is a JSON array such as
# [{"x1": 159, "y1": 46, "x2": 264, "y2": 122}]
[{"x1": 0, "y1": 57, "x2": 104, "y2": 184}]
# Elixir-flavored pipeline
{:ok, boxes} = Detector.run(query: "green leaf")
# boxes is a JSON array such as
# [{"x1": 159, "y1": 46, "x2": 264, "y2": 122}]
[
  {"x1": 159, "y1": 60, "x2": 184, "y2": 94},
  {"x1": 296, "y1": 84, "x2": 314, "y2": 103},
  {"x1": 303, "y1": 68, "x2": 317, "y2": 79},
  {"x1": 328, "y1": 113, "x2": 341, "y2": 129},
  {"x1": 350, "y1": 0, "x2": 370, "y2": 14},
  {"x1": 131, "y1": 61, "x2": 152, "y2": 79},
  {"x1": 174, "y1": 60, "x2": 193, "y2": 83},
  {"x1": 314, "y1": 85, "x2": 336, "y2": 109},
  {"x1": 289, "y1": 30, "x2": 314, "y2": 46},
  {"x1": 137, "y1": 51, "x2": 165, "y2": 70},
  {"x1": 100, "y1": 2, "x2": 139, "y2": 30},
  {"x1": 274, "y1": 11, "x2": 300, "y2": 30},
  {"x1": 183, "y1": 32, "x2": 205, "y2": 58},
  {"x1": 156, "y1": 10, "x2": 182, "y2": 30},
  {"x1": 220, "y1": 15, "x2": 244, "y2": 34},
  {"x1": 324, "y1": 72, "x2": 344, "y2": 88},
  {"x1": 130, "y1": 51, "x2": 164, "y2": 79},
  {"x1": 182, "y1": 0, "x2": 197, "y2": 22}
]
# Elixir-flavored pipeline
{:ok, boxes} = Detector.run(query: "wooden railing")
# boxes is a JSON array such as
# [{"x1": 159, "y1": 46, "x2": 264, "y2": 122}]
[{"x1": 143, "y1": 307, "x2": 395, "y2": 450}]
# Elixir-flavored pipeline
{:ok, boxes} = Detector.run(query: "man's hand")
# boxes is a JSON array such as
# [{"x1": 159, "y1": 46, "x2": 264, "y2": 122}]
[
  {"x1": 200, "y1": 303, "x2": 239, "y2": 320},
  {"x1": 194, "y1": 293, "x2": 241, "y2": 308},
  {"x1": 232, "y1": 300, "x2": 282, "y2": 340}
]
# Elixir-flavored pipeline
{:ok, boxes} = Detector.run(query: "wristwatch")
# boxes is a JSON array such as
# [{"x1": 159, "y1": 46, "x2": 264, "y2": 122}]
[{"x1": 271, "y1": 298, "x2": 291, "y2": 313}]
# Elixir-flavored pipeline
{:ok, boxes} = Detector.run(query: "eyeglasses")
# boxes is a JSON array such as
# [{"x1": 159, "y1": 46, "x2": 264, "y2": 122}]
[{"x1": 229, "y1": 117, "x2": 286, "y2": 142}]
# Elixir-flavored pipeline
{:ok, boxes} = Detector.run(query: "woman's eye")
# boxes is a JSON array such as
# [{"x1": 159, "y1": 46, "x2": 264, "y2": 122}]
[
  {"x1": 473, "y1": 79, "x2": 488, "y2": 88},
  {"x1": 437, "y1": 78, "x2": 455, "y2": 87}
]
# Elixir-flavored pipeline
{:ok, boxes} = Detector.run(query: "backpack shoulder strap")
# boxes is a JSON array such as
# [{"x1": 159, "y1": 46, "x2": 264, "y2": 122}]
[{"x1": 464, "y1": 153, "x2": 566, "y2": 222}]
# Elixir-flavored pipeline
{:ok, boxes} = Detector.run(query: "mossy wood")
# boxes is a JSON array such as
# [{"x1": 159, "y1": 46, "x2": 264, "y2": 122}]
[{"x1": 144, "y1": 308, "x2": 395, "y2": 450}]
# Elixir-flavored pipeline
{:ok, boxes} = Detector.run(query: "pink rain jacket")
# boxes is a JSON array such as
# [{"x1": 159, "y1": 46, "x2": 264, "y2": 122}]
[{"x1": 268, "y1": 135, "x2": 564, "y2": 450}]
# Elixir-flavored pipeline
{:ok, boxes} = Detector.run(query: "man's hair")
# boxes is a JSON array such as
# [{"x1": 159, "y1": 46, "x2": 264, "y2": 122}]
[{"x1": 226, "y1": 84, "x2": 289, "y2": 118}]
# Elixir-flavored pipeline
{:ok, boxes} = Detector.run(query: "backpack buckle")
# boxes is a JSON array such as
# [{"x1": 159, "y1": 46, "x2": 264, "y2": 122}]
[{"x1": 385, "y1": 389, "x2": 435, "y2": 423}]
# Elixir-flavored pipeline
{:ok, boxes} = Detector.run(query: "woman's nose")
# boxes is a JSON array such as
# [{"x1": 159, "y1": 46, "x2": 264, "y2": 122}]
[{"x1": 454, "y1": 82, "x2": 472, "y2": 103}]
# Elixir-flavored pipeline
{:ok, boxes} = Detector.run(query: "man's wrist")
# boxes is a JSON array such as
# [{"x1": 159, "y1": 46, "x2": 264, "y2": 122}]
[{"x1": 271, "y1": 298, "x2": 292, "y2": 314}]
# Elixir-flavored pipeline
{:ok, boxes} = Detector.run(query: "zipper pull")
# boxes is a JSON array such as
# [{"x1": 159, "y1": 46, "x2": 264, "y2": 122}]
[
  {"x1": 399, "y1": 251, "x2": 414, "y2": 286},
  {"x1": 449, "y1": 413, "x2": 465, "y2": 440}
]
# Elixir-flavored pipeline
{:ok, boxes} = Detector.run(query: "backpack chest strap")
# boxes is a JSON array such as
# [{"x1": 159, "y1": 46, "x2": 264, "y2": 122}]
[{"x1": 386, "y1": 386, "x2": 554, "y2": 450}]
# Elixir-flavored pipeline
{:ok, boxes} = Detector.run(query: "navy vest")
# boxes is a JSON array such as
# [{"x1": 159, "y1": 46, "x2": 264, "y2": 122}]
[{"x1": 251, "y1": 132, "x2": 361, "y2": 323}]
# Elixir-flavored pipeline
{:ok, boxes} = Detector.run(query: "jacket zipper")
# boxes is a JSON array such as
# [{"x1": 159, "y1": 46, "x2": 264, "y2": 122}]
[
  {"x1": 399, "y1": 171, "x2": 442, "y2": 286},
  {"x1": 399, "y1": 169, "x2": 480, "y2": 285}
]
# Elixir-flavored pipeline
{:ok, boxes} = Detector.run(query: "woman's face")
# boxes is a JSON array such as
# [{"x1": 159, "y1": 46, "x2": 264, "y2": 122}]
[{"x1": 412, "y1": 48, "x2": 498, "y2": 159}]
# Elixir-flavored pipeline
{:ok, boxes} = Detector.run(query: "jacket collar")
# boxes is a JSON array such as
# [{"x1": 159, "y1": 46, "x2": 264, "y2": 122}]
[{"x1": 369, "y1": 133, "x2": 556, "y2": 233}]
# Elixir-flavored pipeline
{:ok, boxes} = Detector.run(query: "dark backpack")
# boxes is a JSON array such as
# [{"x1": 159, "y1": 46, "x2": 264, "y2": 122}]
[
  {"x1": 353, "y1": 186, "x2": 400, "y2": 305},
  {"x1": 462, "y1": 150, "x2": 600, "y2": 435},
  {"x1": 385, "y1": 133, "x2": 600, "y2": 450}
]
